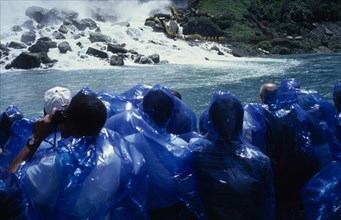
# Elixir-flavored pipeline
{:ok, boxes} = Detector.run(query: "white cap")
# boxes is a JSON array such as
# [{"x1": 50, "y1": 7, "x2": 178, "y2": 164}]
[{"x1": 44, "y1": 86, "x2": 71, "y2": 114}]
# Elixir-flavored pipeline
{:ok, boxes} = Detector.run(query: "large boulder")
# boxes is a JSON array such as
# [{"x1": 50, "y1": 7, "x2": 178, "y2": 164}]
[
  {"x1": 182, "y1": 17, "x2": 224, "y2": 37},
  {"x1": 25, "y1": 6, "x2": 49, "y2": 24},
  {"x1": 58, "y1": 41, "x2": 72, "y2": 53},
  {"x1": 8, "y1": 41, "x2": 27, "y2": 49},
  {"x1": 0, "y1": 43, "x2": 10, "y2": 57},
  {"x1": 89, "y1": 32, "x2": 111, "y2": 43},
  {"x1": 37, "y1": 37, "x2": 57, "y2": 48},
  {"x1": 28, "y1": 41, "x2": 50, "y2": 53},
  {"x1": 110, "y1": 55, "x2": 124, "y2": 66},
  {"x1": 47, "y1": 7, "x2": 78, "y2": 24},
  {"x1": 52, "y1": 31, "x2": 66, "y2": 39},
  {"x1": 148, "y1": 54, "x2": 160, "y2": 64},
  {"x1": 81, "y1": 18, "x2": 97, "y2": 30},
  {"x1": 20, "y1": 31, "x2": 36, "y2": 44},
  {"x1": 107, "y1": 44, "x2": 128, "y2": 54},
  {"x1": 58, "y1": 25, "x2": 68, "y2": 34},
  {"x1": 9, "y1": 52, "x2": 41, "y2": 69},
  {"x1": 167, "y1": 20, "x2": 179, "y2": 34},
  {"x1": 86, "y1": 47, "x2": 108, "y2": 59},
  {"x1": 11, "y1": 25, "x2": 22, "y2": 32}
]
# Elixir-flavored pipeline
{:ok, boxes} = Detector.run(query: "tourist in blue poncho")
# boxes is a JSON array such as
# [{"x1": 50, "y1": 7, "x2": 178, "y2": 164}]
[
  {"x1": 8, "y1": 92, "x2": 148, "y2": 219},
  {"x1": 263, "y1": 81, "x2": 325, "y2": 220},
  {"x1": 105, "y1": 84, "x2": 206, "y2": 219},
  {"x1": 191, "y1": 91, "x2": 275, "y2": 220}
]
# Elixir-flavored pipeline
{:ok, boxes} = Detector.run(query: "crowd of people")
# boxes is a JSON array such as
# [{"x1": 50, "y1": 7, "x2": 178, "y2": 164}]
[{"x1": 0, "y1": 79, "x2": 340, "y2": 220}]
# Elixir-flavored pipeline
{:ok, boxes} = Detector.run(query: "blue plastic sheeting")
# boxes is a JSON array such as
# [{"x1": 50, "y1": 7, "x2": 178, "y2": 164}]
[
  {"x1": 264, "y1": 82, "x2": 326, "y2": 220},
  {"x1": 191, "y1": 91, "x2": 275, "y2": 220},
  {"x1": 243, "y1": 103, "x2": 267, "y2": 153},
  {"x1": 121, "y1": 84, "x2": 197, "y2": 135},
  {"x1": 302, "y1": 157, "x2": 341, "y2": 220},
  {"x1": 17, "y1": 128, "x2": 148, "y2": 219},
  {"x1": 105, "y1": 86, "x2": 206, "y2": 219},
  {"x1": 0, "y1": 105, "x2": 24, "y2": 148},
  {"x1": 0, "y1": 167, "x2": 36, "y2": 219},
  {"x1": 281, "y1": 78, "x2": 341, "y2": 160},
  {"x1": 120, "y1": 83, "x2": 153, "y2": 108},
  {"x1": 97, "y1": 91, "x2": 134, "y2": 118}
]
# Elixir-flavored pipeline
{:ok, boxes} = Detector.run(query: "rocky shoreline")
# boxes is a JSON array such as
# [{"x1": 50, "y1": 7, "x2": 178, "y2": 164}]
[{"x1": 0, "y1": 2, "x2": 340, "y2": 70}]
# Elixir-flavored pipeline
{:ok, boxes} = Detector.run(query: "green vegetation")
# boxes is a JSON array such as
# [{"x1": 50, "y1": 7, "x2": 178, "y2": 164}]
[{"x1": 182, "y1": 0, "x2": 340, "y2": 55}]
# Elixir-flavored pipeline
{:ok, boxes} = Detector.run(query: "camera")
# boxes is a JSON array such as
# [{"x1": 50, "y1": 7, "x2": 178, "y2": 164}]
[{"x1": 52, "y1": 109, "x2": 68, "y2": 126}]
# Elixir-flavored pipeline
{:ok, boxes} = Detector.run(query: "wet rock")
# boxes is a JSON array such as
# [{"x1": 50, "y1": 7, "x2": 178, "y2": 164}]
[
  {"x1": 58, "y1": 25, "x2": 68, "y2": 34},
  {"x1": 86, "y1": 47, "x2": 109, "y2": 59},
  {"x1": 81, "y1": 18, "x2": 97, "y2": 30},
  {"x1": 28, "y1": 41, "x2": 50, "y2": 53},
  {"x1": 25, "y1": 6, "x2": 49, "y2": 24},
  {"x1": 20, "y1": 31, "x2": 36, "y2": 44},
  {"x1": 8, "y1": 41, "x2": 27, "y2": 49},
  {"x1": 58, "y1": 41, "x2": 72, "y2": 53},
  {"x1": 11, "y1": 25, "x2": 22, "y2": 32},
  {"x1": 52, "y1": 31, "x2": 66, "y2": 39},
  {"x1": 10, "y1": 52, "x2": 41, "y2": 69},
  {"x1": 107, "y1": 44, "x2": 128, "y2": 54},
  {"x1": 110, "y1": 55, "x2": 124, "y2": 66},
  {"x1": 89, "y1": 32, "x2": 111, "y2": 43},
  {"x1": 148, "y1": 54, "x2": 160, "y2": 63}
]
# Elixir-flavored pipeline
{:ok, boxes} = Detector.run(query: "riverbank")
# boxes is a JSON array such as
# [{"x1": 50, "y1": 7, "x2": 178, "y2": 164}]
[{"x1": 168, "y1": 0, "x2": 341, "y2": 57}]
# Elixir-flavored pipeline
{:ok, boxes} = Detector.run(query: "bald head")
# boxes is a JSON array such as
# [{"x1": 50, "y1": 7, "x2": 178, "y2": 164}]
[{"x1": 260, "y1": 83, "x2": 277, "y2": 103}]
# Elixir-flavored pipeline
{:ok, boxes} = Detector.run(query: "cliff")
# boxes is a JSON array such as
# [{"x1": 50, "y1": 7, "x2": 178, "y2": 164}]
[{"x1": 174, "y1": 0, "x2": 341, "y2": 56}]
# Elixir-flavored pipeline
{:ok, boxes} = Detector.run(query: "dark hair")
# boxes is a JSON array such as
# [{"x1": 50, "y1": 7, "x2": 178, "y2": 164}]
[
  {"x1": 209, "y1": 96, "x2": 243, "y2": 141},
  {"x1": 67, "y1": 94, "x2": 107, "y2": 136},
  {"x1": 143, "y1": 89, "x2": 174, "y2": 126}
]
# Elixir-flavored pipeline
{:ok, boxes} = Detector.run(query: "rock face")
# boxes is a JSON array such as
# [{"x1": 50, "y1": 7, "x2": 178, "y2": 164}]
[
  {"x1": 182, "y1": 17, "x2": 224, "y2": 37},
  {"x1": 25, "y1": 6, "x2": 78, "y2": 25}
]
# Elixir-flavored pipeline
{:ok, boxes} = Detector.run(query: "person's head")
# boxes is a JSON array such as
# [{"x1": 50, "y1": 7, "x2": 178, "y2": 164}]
[
  {"x1": 208, "y1": 92, "x2": 243, "y2": 141},
  {"x1": 333, "y1": 81, "x2": 341, "y2": 112},
  {"x1": 259, "y1": 83, "x2": 277, "y2": 103},
  {"x1": 142, "y1": 88, "x2": 174, "y2": 126},
  {"x1": 44, "y1": 86, "x2": 71, "y2": 115},
  {"x1": 56, "y1": 94, "x2": 107, "y2": 138}
]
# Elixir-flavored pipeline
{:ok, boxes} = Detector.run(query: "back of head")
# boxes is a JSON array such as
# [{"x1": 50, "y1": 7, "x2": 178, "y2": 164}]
[
  {"x1": 208, "y1": 92, "x2": 243, "y2": 141},
  {"x1": 44, "y1": 86, "x2": 71, "y2": 115},
  {"x1": 142, "y1": 89, "x2": 174, "y2": 126},
  {"x1": 259, "y1": 83, "x2": 277, "y2": 104},
  {"x1": 67, "y1": 94, "x2": 107, "y2": 136}
]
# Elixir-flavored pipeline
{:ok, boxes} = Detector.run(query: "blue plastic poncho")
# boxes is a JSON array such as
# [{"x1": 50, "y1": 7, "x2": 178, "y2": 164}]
[
  {"x1": 191, "y1": 91, "x2": 274, "y2": 220},
  {"x1": 281, "y1": 79, "x2": 341, "y2": 160},
  {"x1": 17, "y1": 128, "x2": 148, "y2": 219},
  {"x1": 264, "y1": 82, "x2": 326, "y2": 220},
  {"x1": 97, "y1": 91, "x2": 134, "y2": 118},
  {"x1": 0, "y1": 105, "x2": 24, "y2": 148},
  {"x1": 243, "y1": 103, "x2": 267, "y2": 153},
  {"x1": 122, "y1": 84, "x2": 197, "y2": 135},
  {"x1": 0, "y1": 167, "x2": 36, "y2": 219},
  {"x1": 302, "y1": 156, "x2": 341, "y2": 220},
  {"x1": 105, "y1": 86, "x2": 206, "y2": 219}
]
